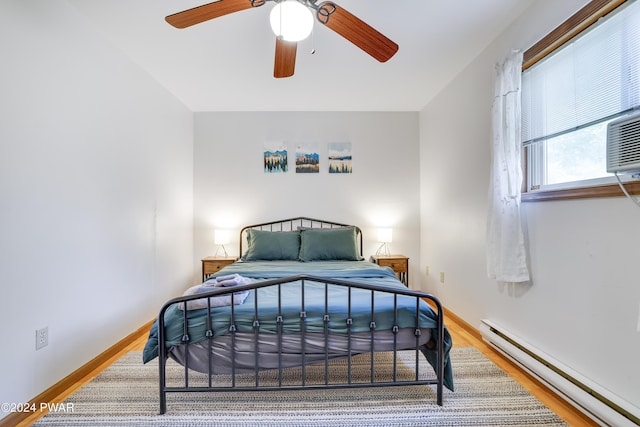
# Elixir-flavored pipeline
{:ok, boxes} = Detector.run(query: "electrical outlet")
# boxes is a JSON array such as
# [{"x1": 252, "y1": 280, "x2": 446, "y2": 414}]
[
  {"x1": 425, "y1": 266, "x2": 430, "y2": 276},
  {"x1": 36, "y1": 327, "x2": 48, "y2": 350},
  {"x1": 439, "y1": 272, "x2": 445, "y2": 284}
]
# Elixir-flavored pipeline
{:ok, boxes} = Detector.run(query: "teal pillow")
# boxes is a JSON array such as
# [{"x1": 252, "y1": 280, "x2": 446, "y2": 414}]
[
  {"x1": 298, "y1": 227, "x2": 362, "y2": 261},
  {"x1": 241, "y1": 229, "x2": 300, "y2": 261}
]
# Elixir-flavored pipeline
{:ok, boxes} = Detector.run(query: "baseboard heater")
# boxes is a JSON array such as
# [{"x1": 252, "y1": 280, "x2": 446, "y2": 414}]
[{"x1": 479, "y1": 319, "x2": 639, "y2": 427}]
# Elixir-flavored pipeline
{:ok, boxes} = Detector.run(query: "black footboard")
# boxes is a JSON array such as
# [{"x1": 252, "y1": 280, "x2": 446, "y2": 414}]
[{"x1": 157, "y1": 275, "x2": 445, "y2": 414}]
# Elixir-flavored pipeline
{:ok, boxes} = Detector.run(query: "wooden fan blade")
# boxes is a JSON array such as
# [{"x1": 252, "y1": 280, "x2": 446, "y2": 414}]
[
  {"x1": 166, "y1": 0, "x2": 262, "y2": 29},
  {"x1": 274, "y1": 38, "x2": 297, "y2": 78},
  {"x1": 316, "y1": 1, "x2": 398, "y2": 62}
]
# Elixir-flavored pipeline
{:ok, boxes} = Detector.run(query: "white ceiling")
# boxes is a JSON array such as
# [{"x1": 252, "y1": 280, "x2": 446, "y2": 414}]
[{"x1": 67, "y1": 0, "x2": 534, "y2": 112}]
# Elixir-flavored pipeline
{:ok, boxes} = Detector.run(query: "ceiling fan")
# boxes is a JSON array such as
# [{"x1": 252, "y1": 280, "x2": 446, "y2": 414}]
[{"x1": 165, "y1": 0, "x2": 399, "y2": 78}]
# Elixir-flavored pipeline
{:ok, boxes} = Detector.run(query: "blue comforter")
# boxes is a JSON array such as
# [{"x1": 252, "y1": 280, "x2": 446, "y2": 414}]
[{"x1": 143, "y1": 260, "x2": 453, "y2": 390}]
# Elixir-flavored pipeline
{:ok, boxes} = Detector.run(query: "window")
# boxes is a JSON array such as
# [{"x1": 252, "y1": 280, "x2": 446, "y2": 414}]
[{"x1": 521, "y1": 0, "x2": 640, "y2": 201}]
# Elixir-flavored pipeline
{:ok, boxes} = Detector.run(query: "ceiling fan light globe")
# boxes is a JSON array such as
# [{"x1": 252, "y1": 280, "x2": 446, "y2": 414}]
[{"x1": 270, "y1": 1, "x2": 314, "y2": 42}]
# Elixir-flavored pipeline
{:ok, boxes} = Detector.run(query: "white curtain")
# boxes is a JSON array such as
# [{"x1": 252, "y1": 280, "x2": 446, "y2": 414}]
[{"x1": 486, "y1": 50, "x2": 530, "y2": 283}]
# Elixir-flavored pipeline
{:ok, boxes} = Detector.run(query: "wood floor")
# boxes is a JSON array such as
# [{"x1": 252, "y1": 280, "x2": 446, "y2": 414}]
[{"x1": 11, "y1": 311, "x2": 599, "y2": 427}]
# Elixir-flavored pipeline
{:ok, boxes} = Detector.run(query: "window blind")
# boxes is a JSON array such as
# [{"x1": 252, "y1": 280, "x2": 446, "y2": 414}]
[{"x1": 521, "y1": 0, "x2": 640, "y2": 146}]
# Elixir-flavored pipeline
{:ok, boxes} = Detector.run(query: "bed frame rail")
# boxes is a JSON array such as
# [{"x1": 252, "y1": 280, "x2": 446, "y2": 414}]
[{"x1": 157, "y1": 275, "x2": 444, "y2": 414}]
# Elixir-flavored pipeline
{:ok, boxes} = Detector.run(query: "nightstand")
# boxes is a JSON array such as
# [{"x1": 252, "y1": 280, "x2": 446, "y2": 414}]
[
  {"x1": 371, "y1": 255, "x2": 409, "y2": 286},
  {"x1": 201, "y1": 256, "x2": 236, "y2": 281}
]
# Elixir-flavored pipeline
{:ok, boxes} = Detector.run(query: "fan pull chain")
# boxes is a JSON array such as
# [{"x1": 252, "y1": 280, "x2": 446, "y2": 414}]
[
  {"x1": 310, "y1": 24, "x2": 316, "y2": 54},
  {"x1": 279, "y1": 1, "x2": 283, "y2": 38}
]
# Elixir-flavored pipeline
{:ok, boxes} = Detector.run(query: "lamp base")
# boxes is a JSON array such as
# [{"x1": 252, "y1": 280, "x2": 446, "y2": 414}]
[
  {"x1": 214, "y1": 245, "x2": 228, "y2": 258},
  {"x1": 375, "y1": 243, "x2": 390, "y2": 257}
]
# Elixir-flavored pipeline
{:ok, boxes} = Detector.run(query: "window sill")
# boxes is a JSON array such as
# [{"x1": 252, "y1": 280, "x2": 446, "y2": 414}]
[{"x1": 522, "y1": 181, "x2": 640, "y2": 202}]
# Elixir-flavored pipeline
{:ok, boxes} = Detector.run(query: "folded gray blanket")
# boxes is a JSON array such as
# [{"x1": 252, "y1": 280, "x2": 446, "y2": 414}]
[{"x1": 178, "y1": 274, "x2": 252, "y2": 310}]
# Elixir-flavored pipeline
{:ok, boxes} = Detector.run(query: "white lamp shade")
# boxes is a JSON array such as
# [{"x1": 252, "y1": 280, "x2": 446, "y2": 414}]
[
  {"x1": 377, "y1": 228, "x2": 393, "y2": 243},
  {"x1": 214, "y1": 229, "x2": 230, "y2": 245},
  {"x1": 270, "y1": 1, "x2": 314, "y2": 42}
]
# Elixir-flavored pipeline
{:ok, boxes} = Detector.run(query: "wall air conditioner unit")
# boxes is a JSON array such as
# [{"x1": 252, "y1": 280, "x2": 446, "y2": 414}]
[{"x1": 607, "y1": 111, "x2": 640, "y2": 173}]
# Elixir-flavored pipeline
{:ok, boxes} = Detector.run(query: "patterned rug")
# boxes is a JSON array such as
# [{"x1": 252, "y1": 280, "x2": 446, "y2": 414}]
[{"x1": 33, "y1": 347, "x2": 567, "y2": 426}]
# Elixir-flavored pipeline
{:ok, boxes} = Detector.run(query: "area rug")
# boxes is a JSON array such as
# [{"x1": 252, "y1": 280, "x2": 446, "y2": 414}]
[{"x1": 33, "y1": 347, "x2": 567, "y2": 426}]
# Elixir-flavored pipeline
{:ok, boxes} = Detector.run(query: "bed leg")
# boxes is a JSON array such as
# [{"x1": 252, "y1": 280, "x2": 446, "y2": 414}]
[
  {"x1": 159, "y1": 358, "x2": 167, "y2": 414},
  {"x1": 159, "y1": 355, "x2": 167, "y2": 414},
  {"x1": 435, "y1": 298, "x2": 445, "y2": 406},
  {"x1": 158, "y1": 317, "x2": 167, "y2": 414},
  {"x1": 160, "y1": 392, "x2": 166, "y2": 415}
]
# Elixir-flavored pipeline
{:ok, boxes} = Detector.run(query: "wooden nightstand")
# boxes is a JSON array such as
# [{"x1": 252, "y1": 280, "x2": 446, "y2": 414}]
[
  {"x1": 201, "y1": 256, "x2": 236, "y2": 281},
  {"x1": 371, "y1": 255, "x2": 409, "y2": 286}
]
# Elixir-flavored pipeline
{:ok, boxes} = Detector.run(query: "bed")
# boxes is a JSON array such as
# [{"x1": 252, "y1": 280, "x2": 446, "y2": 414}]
[{"x1": 143, "y1": 217, "x2": 453, "y2": 414}]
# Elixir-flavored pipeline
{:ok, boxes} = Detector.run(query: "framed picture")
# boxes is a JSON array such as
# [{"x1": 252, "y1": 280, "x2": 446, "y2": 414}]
[
  {"x1": 264, "y1": 142, "x2": 288, "y2": 173},
  {"x1": 328, "y1": 142, "x2": 352, "y2": 173},
  {"x1": 295, "y1": 143, "x2": 320, "y2": 173}
]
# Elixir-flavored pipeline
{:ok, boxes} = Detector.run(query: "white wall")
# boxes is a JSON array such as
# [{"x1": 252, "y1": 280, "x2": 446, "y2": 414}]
[
  {"x1": 420, "y1": 0, "x2": 640, "y2": 413},
  {"x1": 193, "y1": 111, "x2": 421, "y2": 285},
  {"x1": 0, "y1": 1, "x2": 193, "y2": 419}
]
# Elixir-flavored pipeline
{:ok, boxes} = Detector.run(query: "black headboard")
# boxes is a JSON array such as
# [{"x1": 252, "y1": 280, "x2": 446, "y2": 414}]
[{"x1": 239, "y1": 217, "x2": 363, "y2": 258}]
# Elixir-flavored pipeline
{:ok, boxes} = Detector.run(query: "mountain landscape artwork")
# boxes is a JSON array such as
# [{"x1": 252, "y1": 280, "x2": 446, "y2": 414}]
[
  {"x1": 264, "y1": 142, "x2": 288, "y2": 173},
  {"x1": 328, "y1": 142, "x2": 352, "y2": 173},
  {"x1": 296, "y1": 143, "x2": 320, "y2": 173}
]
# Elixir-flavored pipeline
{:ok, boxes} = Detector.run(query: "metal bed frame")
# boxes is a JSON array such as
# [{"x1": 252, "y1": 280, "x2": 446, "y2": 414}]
[{"x1": 157, "y1": 217, "x2": 445, "y2": 414}]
